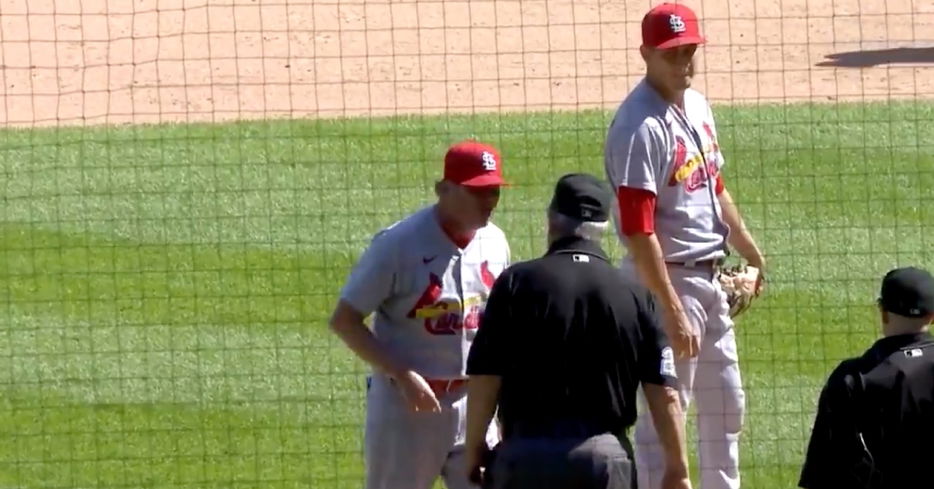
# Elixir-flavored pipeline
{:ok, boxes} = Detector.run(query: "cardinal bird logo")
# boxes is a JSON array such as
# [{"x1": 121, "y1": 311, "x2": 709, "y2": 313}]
[
  {"x1": 668, "y1": 136, "x2": 689, "y2": 186},
  {"x1": 702, "y1": 122, "x2": 719, "y2": 152},
  {"x1": 480, "y1": 261, "x2": 496, "y2": 289},
  {"x1": 407, "y1": 273, "x2": 443, "y2": 319}
]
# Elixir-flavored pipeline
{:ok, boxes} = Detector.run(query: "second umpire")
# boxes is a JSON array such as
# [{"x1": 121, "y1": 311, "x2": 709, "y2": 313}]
[
  {"x1": 799, "y1": 266, "x2": 934, "y2": 489},
  {"x1": 463, "y1": 173, "x2": 692, "y2": 489}
]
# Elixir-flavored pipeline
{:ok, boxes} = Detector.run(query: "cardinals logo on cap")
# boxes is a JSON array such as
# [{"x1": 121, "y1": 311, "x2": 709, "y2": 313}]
[
  {"x1": 669, "y1": 14, "x2": 686, "y2": 33},
  {"x1": 481, "y1": 151, "x2": 497, "y2": 171}
]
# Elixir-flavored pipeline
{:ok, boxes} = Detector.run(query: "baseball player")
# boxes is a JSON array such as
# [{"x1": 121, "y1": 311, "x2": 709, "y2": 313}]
[
  {"x1": 603, "y1": 4, "x2": 766, "y2": 489},
  {"x1": 328, "y1": 140, "x2": 511, "y2": 489}
]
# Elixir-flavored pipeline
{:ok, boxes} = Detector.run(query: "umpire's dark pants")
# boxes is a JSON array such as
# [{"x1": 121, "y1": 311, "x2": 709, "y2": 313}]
[{"x1": 484, "y1": 431, "x2": 634, "y2": 489}]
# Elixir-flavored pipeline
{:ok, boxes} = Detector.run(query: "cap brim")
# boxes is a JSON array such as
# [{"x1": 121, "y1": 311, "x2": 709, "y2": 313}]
[
  {"x1": 459, "y1": 174, "x2": 509, "y2": 187},
  {"x1": 655, "y1": 36, "x2": 706, "y2": 50}
]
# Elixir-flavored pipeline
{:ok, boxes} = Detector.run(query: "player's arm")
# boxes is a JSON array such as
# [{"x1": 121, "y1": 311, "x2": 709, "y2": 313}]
[
  {"x1": 637, "y1": 292, "x2": 692, "y2": 488},
  {"x1": 329, "y1": 304, "x2": 441, "y2": 414},
  {"x1": 329, "y1": 233, "x2": 440, "y2": 412},
  {"x1": 464, "y1": 272, "x2": 515, "y2": 484},
  {"x1": 625, "y1": 229, "x2": 699, "y2": 357},
  {"x1": 705, "y1": 104, "x2": 766, "y2": 274},
  {"x1": 329, "y1": 302, "x2": 408, "y2": 380},
  {"x1": 608, "y1": 122, "x2": 698, "y2": 357},
  {"x1": 329, "y1": 232, "x2": 404, "y2": 375},
  {"x1": 625, "y1": 229, "x2": 684, "y2": 330},
  {"x1": 717, "y1": 187, "x2": 765, "y2": 271}
]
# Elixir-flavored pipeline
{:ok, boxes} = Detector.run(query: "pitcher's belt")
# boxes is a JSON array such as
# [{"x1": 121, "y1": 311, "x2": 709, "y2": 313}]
[{"x1": 665, "y1": 258, "x2": 724, "y2": 269}]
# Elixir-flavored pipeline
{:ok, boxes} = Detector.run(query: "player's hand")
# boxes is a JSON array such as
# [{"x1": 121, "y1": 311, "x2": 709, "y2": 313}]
[
  {"x1": 396, "y1": 370, "x2": 441, "y2": 413},
  {"x1": 755, "y1": 266, "x2": 766, "y2": 297},
  {"x1": 664, "y1": 308, "x2": 699, "y2": 359},
  {"x1": 660, "y1": 471, "x2": 693, "y2": 489},
  {"x1": 747, "y1": 257, "x2": 767, "y2": 296}
]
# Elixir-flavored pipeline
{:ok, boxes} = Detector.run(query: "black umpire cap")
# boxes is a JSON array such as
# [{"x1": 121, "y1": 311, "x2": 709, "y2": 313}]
[
  {"x1": 879, "y1": 266, "x2": 934, "y2": 318},
  {"x1": 549, "y1": 173, "x2": 613, "y2": 222}
]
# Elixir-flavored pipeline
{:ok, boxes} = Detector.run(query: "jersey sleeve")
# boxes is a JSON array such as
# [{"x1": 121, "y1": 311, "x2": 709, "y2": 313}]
[
  {"x1": 338, "y1": 230, "x2": 397, "y2": 317},
  {"x1": 636, "y1": 291, "x2": 678, "y2": 387},
  {"x1": 466, "y1": 269, "x2": 515, "y2": 376},
  {"x1": 617, "y1": 186, "x2": 657, "y2": 236},
  {"x1": 605, "y1": 121, "x2": 666, "y2": 195}
]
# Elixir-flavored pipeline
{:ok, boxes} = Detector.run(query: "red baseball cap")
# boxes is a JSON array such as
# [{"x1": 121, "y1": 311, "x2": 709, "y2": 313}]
[
  {"x1": 642, "y1": 3, "x2": 706, "y2": 49},
  {"x1": 443, "y1": 140, "x2": 508, "y2": 187}
]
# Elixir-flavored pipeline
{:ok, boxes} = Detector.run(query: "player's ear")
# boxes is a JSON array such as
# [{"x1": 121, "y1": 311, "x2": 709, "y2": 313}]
[{"x1": 640, "y1": 44, "x2": 651, "y2": 62}]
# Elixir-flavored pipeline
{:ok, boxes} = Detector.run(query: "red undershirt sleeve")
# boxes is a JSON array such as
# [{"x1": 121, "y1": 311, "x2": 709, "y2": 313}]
[
  {"x1": 617, "y1": 186, "x2": 656, "y2": 236},
  {"x1": 715, "y1": 174, "x2": 725, "y2": 195}
]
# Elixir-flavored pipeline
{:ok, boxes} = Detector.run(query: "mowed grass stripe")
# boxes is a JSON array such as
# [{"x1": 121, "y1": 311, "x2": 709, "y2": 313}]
[
  {"x1": 0, "y1": 100, "x2": 931, "y2": 488},
  {"x1": 0, "y1": 390, "x2": 364, "y2": 488}
]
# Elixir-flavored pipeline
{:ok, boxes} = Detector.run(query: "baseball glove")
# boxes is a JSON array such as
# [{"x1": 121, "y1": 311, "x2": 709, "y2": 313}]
[{"x1": 717, "y1": 264, "x2": 764, "y2": 318}]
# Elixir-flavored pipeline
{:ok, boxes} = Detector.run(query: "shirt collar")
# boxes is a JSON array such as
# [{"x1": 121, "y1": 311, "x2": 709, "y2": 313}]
[
  {"x1": 866, "y1": 331, "x2": 933, "y2": 362},
  {"x1": 545, "y1": 236, "x2": 610, "y2": 262}
]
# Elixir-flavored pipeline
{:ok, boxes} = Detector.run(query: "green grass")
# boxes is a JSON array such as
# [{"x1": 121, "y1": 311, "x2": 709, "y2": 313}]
[{"x1": 1, "y1": 100, "x2": 932, "y2": 488}]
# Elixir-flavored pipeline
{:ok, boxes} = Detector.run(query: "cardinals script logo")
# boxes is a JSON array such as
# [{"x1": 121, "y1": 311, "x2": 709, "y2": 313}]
[
  {"x1": 668, "y1": 124, "x2": 721, "y2": 192},
  {"x1": 407, "y1": 261, "x2": 498, "y2": 335}
]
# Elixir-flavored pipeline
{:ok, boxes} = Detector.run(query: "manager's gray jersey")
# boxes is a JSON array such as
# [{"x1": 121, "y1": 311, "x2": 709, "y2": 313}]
[{"x1": 340, "y1": 205, "x2": 511, "y2": 379}]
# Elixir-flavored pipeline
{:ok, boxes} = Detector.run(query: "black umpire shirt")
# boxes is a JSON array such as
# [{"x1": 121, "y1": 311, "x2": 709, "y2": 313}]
[
  {"x1": 466, "y1": 236, "x2": 678, "y2": 440},
  {"x1": 799, "y1": 331, "x2": 934, "y2": 489}
]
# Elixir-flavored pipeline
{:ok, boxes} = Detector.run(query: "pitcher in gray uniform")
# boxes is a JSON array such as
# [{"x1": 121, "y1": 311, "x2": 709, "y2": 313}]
[
  {"x1": 329, "y1": 140, "x2": 511, "y2": 489},
  {"x1": 603, "y1": 4, "x2": 766, "y2": 489}
]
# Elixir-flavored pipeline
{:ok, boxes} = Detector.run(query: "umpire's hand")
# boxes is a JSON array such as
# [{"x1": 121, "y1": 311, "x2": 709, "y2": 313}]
[
  {"x1": 466, "y1": 443, "x2": 491, "y2": 487},
  {"x1": 662, "y1": 471, "x2": 693, "y2": 489}
]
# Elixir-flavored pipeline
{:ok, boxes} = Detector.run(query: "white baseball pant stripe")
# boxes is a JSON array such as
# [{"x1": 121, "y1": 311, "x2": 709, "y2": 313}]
[{"x1": 622, "y1": 261, "x2": 746, "y2": 489}]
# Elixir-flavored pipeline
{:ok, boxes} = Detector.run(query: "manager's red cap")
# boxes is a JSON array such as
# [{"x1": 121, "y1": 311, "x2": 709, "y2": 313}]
[
  {"x1": 443, "y1": 140, "x2": 508, "y2": 187},
  {"x1": 642, "y1": 3, "x2": 706, "y2": 49}
]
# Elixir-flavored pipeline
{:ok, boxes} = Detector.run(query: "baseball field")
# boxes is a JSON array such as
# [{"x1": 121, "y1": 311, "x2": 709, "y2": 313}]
[{"x1": 0, "y1": 1, "x2": 932, "y2": 488}]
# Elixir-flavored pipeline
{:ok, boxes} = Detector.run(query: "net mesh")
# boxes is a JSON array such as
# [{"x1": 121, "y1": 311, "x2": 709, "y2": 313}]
[{"x1": 0, "y1": 1, "x2": 932, "y2": 488}]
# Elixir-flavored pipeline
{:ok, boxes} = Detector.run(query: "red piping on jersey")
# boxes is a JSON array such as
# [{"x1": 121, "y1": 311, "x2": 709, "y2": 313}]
[{"x1": 617, "y1": 186, "x2": 656, "y2": 235}]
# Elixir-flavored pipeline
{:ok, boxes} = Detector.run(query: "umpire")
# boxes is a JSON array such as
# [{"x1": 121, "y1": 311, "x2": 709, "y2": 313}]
[
  {"x1": 463, "y1": 173, "x2": 692, "y2": 489},
  {"x1": 799, "y1": 266, "x2": 934, "y2": 489}
]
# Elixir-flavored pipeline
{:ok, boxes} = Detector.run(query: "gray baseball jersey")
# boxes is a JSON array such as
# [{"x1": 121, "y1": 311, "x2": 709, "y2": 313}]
[
  {"x1": 604, "y1": 78, "x2": 730, "y2": 263},
  {"x1": 340, "y1": 205, "x2": 511, "y2": 379}
]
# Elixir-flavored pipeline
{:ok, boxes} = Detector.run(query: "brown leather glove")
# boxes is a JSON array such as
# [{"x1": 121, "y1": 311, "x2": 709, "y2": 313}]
[{"x1": 717, "y1": 264, "x2": 763, "y2": 318}]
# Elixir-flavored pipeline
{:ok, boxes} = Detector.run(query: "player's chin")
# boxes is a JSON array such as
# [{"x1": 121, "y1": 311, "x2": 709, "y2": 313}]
[
  {"x1": 673, "y1": 76, "x2": 692, "y2": 89},
  {"x1": 476, "y1": 211, "x2": 494, "y2": 227}
]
